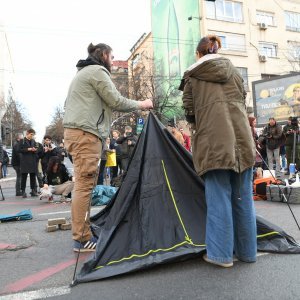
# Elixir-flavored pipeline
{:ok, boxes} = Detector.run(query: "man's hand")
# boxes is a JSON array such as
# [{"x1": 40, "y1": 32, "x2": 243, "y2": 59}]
[{"x1": 139, "y1": 99, "x2": 153, "y2": 110}]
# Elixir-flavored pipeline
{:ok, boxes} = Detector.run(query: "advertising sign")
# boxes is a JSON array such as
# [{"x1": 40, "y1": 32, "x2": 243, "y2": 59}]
[
  {"x1": 152, "y1": 0, "x2": 200, "y2": 118},
  {"x1": 252, "y1": 73, "x2": 300, "y2": 126}
]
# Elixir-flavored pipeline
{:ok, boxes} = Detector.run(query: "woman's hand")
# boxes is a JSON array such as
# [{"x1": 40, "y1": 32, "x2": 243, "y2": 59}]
[{"x1": 43, "y1": 184, "x2": 49, "y2": 189}]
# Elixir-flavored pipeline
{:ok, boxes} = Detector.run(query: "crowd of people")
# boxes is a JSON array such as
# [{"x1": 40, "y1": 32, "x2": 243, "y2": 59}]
[
  {"x1": 9, "y1": 130, "x2": 71, "y2": 201},
  {"x1": 249, "y1": 116, "x2": 300, "y2": 176}
]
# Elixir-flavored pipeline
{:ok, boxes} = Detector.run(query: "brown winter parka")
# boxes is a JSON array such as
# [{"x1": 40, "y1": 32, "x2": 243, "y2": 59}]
[{"x1": 181, "y1": 54, "x2": 255, "y2": 176}]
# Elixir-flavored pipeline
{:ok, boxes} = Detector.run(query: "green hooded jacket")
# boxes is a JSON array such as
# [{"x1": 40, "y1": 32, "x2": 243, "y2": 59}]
[
  {"x1": 182, "y1": 54, "x2": 255, "y2": 176},
  {"x1": 63, "y1": 65, "x2": 139, "y2": 140}
]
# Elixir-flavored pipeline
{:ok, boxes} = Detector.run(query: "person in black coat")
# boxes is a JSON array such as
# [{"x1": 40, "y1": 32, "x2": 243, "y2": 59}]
[
  {"x1": 19, "y1": 129, "x2": 41, "y2": 198},
  {"x1": 12, "y1": 133, "x2": 24, "y2": 196},
  {"x1": 41, "y1": 135, "x2": 58, "y2": 174},
  {"x1": 117, "y1": 126, "x2": 137, "y2": 172}
]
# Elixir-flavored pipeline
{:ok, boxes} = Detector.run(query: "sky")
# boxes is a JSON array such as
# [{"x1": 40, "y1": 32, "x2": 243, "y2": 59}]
[{"x1": 1, "y1": 0, "x2": 151, "y2": 141}]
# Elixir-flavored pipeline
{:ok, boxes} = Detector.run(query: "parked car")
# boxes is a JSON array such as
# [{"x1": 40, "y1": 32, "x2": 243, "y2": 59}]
[{"x1": 5, "y1": 149, "x2": 12, "y2": 166}]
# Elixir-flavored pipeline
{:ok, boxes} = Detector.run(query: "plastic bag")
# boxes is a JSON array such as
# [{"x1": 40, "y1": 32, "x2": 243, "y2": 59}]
[{"x1": 106, "y1": 152, "x2": 116, "y2": 167}]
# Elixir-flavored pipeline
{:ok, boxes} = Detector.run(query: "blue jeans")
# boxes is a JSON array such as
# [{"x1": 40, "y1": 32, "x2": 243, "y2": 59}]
[
  {"x1": 2, "y1": 164, "x2": 7, "y2": 177},
  {"x1": 204, "y1": 168, "x2": 257, "y2": 263}
]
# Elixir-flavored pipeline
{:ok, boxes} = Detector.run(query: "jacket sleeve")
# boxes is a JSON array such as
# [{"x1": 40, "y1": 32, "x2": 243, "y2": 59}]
[
  {"x1": 90, "y1": 69, "x2": 140, "y2": 112},
  {"x1": 182, "y1": 79, "x2": 195, "y2": 123},
  {"x1": 43, "y1": 173, "x2": 48, "y2": 185}
]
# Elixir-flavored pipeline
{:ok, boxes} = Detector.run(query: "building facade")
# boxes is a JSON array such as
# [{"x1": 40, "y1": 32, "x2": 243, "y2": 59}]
[{"x1": 197, "y1": 0, "x2": 300, "y2": 109}]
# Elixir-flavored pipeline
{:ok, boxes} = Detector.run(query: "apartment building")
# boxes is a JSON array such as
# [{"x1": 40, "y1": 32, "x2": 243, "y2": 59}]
[
  {"x1": 199, "y1": 0, "x2": 300, "y2": 109},
  {"x1": 130, "y1": 0, "x2": 300, "y2": 116}
]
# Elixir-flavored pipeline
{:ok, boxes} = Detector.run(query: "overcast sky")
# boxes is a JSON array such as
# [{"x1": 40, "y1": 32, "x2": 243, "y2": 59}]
[{"x1": 1, "y1": 0, "x2": 151, "y2": 141}]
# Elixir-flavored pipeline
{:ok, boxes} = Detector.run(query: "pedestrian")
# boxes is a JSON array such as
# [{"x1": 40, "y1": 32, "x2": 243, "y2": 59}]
[
  {"x1": 41, "y1": 135, "x2": 58, "y2": 174},
  {"x1": 0, "y1": 142, "x2": 3, "y2": 178},
  {"x1": 117, "y1": 126, "x2": 138, "y2": 172},
  {"x1": 2, "y1": 147, "x2": 9, "y2": 177},
  {"x1": 167, "y1": 121, "x2": 184, "y2": 146},
  {"x1": 57, "y1": 142, "x2": 67, "y2": 162},
  {"x1": 181, "y1": 34, "x2": 257, "y2": 267},
  {"x1": 63, "y1": 42, "x2": 153, "y2": 252},
  {"x1": 179, "y1": 128, "x2": 191, "y2": 151},
  {"x1": 42, "y1": 156, "x2": 74, "y2": 202},
  {"x1": 97, "y1": 137, "x2": 114, "y2": 185},
  {"x1": 12, "y1": 133, "x2": 23, "y2": 196},
  {"x1": 110, "y1": 130, "x2": 122, "y2": 180},
  {"x1": 283, "y1": 116, "x2": 300, "y2": 174},
  {"x1": 19, "y1": 129, "x2": 40, "y2": 198},
  {"x1": 262, "y1": 117, "x2": 283, "y2": 174}
]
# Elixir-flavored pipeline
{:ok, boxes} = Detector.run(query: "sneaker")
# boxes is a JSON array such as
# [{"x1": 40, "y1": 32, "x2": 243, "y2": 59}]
[
  {"x1": 73, "y1": 237, "x2": 98, "y2": 252},
  {"x1": 203, "y1": 254, "x2": 233, "y2": 268},
  {"x1": 22, "y1": 192, "x2": 27, "y2": 198}
]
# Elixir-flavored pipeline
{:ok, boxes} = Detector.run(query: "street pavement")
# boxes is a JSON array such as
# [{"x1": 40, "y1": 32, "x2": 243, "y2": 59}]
[{"x1": 0, "y1": 166, "x2": 300, "y2": 300}]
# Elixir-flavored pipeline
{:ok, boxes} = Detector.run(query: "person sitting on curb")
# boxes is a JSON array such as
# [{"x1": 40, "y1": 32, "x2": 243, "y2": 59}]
[{"x1": 42, "y1": 156, "x2": 74, "y2": 203}]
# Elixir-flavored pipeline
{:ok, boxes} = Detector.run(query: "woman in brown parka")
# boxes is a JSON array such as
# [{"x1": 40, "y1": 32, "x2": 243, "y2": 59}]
[{"x1": 181, "y1": 35, "x2": 257, "y2": 267}]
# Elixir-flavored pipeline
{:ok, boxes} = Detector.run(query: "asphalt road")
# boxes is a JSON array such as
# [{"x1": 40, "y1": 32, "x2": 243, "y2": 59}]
[{"x1": 0, "y1": 167, "x2": 300, "y2": 300}]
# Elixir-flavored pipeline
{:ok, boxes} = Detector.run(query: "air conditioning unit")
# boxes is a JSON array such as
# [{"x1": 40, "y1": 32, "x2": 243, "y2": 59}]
[
  {"x1": 259, "y1": 54, "x2": 267, "y2": 62},
  {"x1": 258, "y1": 22, "x2": 268, "y2": 30}
]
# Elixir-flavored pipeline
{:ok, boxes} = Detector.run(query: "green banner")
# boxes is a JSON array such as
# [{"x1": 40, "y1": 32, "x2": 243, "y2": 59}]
[{"x1": 152, "y1": 0, "x2": 200, "y2": 119}]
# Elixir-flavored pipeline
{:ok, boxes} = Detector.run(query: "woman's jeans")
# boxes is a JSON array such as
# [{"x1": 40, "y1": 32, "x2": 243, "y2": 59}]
[{"x1": 204, "y1": 168, "x2": 257, "y2": 263}]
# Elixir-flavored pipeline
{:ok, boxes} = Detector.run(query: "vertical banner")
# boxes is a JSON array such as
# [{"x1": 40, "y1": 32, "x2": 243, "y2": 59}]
[{"x1": 152, "y1": 0, "x2": 200, "y2": 119}]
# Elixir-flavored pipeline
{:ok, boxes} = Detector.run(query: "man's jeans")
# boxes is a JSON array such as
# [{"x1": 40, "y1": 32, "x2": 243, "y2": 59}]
[
  {"x1": 204, "y1": 168, "x2": 257, "y2": 263},
  {"x1": 64, "y1": 128, "x2": 101, "y2": 242},
  {"x1": 266, "y1": 147, "x2": 281, "y2": 172}
]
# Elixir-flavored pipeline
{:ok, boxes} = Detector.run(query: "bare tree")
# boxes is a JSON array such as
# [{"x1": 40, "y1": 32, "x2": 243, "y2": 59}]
[
  {"x1": 45, "y1": 105, "x2": 64, "y2": 144},
  {"x1": 2, "y1": 97, "x2": 32, "y2": 147},
  {"x1": 128, "y1": 54, "x2": 183, "y2": 124},
  {"x1": 285, "y1": 40, "x2": 300, "y2": 72}
]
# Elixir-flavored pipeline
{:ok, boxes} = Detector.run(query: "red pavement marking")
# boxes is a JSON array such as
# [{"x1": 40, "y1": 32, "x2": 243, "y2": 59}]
[
  {"x1": 0, "y1": 243, "x2": 17, "y2": 249},
  {"x1": 1, "y1": 255, "x2": 89, "y2": 294}
]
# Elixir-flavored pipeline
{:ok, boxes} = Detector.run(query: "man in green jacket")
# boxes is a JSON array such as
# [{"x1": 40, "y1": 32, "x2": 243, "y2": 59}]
[{"x1": 63, "y1": 43, "x2": 152, "y2": 252}]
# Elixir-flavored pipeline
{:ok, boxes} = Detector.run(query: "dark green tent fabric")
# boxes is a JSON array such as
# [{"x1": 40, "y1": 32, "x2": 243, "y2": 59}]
[{"x1": 75, "y1": 112, "x2": 300, "y2": 284}]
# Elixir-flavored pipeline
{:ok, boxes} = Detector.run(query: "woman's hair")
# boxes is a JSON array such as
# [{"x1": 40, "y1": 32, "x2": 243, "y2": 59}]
[
  {"x1": 47, "y1": 156, "x2": 61, "y2": 173},
  {"x1": 196, "y1": 35, "x2": 222, "y2": 56}
]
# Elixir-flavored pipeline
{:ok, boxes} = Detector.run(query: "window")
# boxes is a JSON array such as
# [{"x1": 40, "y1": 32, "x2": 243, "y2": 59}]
[
  {"x1": 256, "y1": 11, "x2": 275, "y2": 26},
  {"x1": 259, "y1": 42, "x2": 278, "y2": 58},
  {"x1": 287, "y1": 41, "x2": 300, "y2": 61},
  {"x1": 211, "y1": 31, "x2": 246, "y2": 51},
  {"x1": 132, "y1": 54, "x2": 141, "y2": 68},
  {"x1": 206, "y1": 0, "x2": 243, "y2": 23},
  {"x1": 236, "y1": 67, "x2": 249, "y2": 91},
  {"x1": 285, "y1": 11, "x2": 300, "y2": 32}
]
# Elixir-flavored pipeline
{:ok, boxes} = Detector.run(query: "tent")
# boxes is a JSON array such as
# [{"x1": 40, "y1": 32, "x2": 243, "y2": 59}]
[{"x1": 75, "y1": 112, "x2": 300, "y2": 284}]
